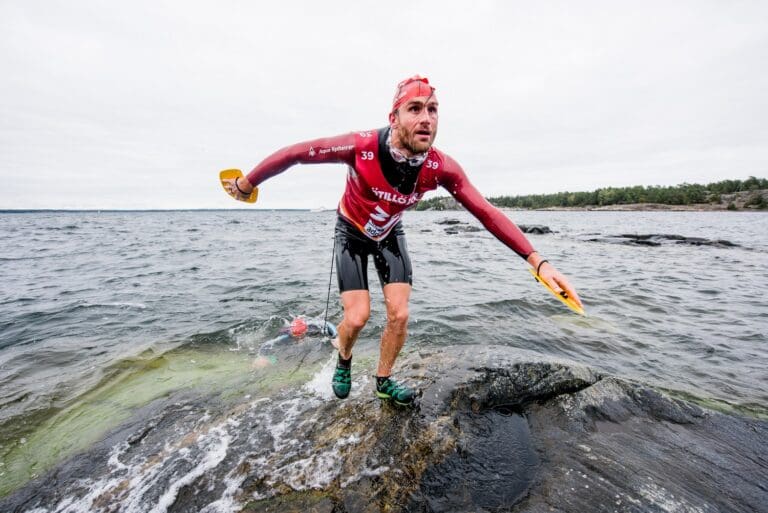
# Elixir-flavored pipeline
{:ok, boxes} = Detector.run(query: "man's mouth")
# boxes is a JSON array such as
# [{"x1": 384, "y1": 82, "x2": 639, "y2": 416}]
[{"x1": 415, "y1": 130, "x2": 431, "y2": 138}]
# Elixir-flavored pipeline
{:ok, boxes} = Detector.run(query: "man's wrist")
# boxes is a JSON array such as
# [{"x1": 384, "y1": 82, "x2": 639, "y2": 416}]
[
  {"x1": 526, "y1": 251, "x2": 542, "y2": 268},
  {"x1": 234, "y1": 177, "x2": 252, "y2": 195},
  {"x1": 526, "y1": 252, "x2": 551, "y2": 274}
]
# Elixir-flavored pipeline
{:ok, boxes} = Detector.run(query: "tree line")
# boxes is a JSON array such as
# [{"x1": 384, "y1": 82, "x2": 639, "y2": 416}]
[{"x1": 415, "y1": 177, "x2": 767, "y2": 210}]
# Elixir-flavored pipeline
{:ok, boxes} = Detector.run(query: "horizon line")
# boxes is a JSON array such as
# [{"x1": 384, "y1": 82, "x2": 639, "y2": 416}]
[{"x1": 0, "y1": 208, "x2": 319, "y2": 213}]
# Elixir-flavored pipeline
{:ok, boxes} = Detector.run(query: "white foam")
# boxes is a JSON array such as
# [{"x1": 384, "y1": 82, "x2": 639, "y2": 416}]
[
  {"x1": 302, "y1": 351, "x2": 372, "y2": 401},
  {"x1": 302, "y1": 353, "x2": 338, "y2": 400},
  {"x1": 45, "y1": 378, "x2": 353, "y2": 512},
  {"x1": 48, "y1": 418, "x2": 236, "y2": 513},
  {"x1": 149, "y1": 426, "x2": 231, "y2": 513},
  {"x1": 637, "y1": 482, "x2": 706, "y2": 513},
  {"x1": 267, "y1": 431, "x2": 366, "y2": 492},
  {"x1": 264, "y1": 397, "x2": 304, "y2": 443},
  {"x1": 276, "y1": 450, "x2": 341, "y2": 490},
  {"x1": 107, "y1": 440, "x2": 130, "y2": 471},
  {"x1": 341, "y1": 465, "x2": 391, "y2": 488},
  {"x1": 91, "y1": 302, "x2": 149, "y2": 310},
  {"x1": 198, "y1": 470, "x2": 247, "y2": 513},
  {"x1": 53, "y1": 474, "x2": 127, "y2": 513}
]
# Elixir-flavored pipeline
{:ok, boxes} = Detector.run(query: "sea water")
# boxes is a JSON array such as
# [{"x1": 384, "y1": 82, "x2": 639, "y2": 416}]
[{"x1": 1, "y1": 209, "x2": 766, "y2": 504}]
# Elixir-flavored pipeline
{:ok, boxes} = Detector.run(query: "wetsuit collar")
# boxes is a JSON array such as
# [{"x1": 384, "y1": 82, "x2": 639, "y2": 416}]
[{"x1": 386, "y1": 127, "x2": 428, "y2": 167}]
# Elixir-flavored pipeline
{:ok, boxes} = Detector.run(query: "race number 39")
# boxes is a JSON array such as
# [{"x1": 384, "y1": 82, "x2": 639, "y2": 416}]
[
  {"x1": 425, "y1": 160, "x2": 438, "y2": 169},
  {"x1": 361, "y1": 151, "x2": 374, "y2": 160}
]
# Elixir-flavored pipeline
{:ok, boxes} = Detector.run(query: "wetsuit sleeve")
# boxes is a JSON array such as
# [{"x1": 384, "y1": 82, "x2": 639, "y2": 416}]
[
  {"x1": 245, "y1": 133, "x2": 357, "y2": 186},
  {"x1": 438, "y1": 155, "x2": 535, "y2": 259},
  {"x1": 258, "y1": 334, "x2": 292, "y2": 355}
]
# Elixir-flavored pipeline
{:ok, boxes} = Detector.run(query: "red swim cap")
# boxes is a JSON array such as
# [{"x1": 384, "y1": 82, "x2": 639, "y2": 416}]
[
  {"x1": 289, "y1": 317, "x2": 308, "y2": 337},
  {"x1": 391, "y1": 75, "x2": 436, "y2": 113}
]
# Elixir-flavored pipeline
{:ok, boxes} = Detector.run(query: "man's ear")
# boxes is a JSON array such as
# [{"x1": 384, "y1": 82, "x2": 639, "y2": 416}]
[{"x1": 388, "y1": 110, "x2": 398, "y2": 127}]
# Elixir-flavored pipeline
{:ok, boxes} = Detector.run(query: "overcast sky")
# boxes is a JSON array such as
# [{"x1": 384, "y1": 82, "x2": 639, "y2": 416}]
[{"x1": 1, "y1": 1, "x2": 766, "y2": 209}]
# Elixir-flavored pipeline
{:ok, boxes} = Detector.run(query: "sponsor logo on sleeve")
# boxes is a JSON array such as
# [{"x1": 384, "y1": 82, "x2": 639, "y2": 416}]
[
  {"x1": 319, "y1": 145, "x2": 354, "y2": 155},
  {"x1": 309, "y1": 144, "x2": 354, "y2": 158}
]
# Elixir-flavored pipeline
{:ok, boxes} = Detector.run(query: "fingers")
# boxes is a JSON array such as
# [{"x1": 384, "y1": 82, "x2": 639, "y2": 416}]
[
  {"x1": 222, "y1": 179, "x2": 243, "y2": 199},
  {"x1": 539, "y1": 266, "x2": 564, "y2": 294},
  {"x1": 541, "y1": 266, "x2": 584, "y2": 308},
  {"x1": 553, "y1": 275, "x2": 583, "y2": 307}
]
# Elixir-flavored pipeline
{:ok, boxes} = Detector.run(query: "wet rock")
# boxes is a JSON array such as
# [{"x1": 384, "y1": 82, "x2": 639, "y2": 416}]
[
  {"x1": 518, "y1": 224, "x2": 553, "y2": 234},
  {"x1": 2, "y1": 346, "x2": 765, "y2": 513},
  {"x1": 588, "y1": 233, "x2": 740, "y2": 248},
  {"x1": 443, "y1": 225, "x2": 482, "y2": 234},
  {"x1": 418, "y1": 409, "x2": 538, "y2": 511},
  {"x1": 436, "y1": 218, "x2": 483, "y2": 234},
  {"x1": 243, "y1": 491, "x2": 335, "y2": 513}
]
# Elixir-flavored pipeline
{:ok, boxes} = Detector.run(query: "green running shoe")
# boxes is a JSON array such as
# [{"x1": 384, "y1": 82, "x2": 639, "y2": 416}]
[
  {"x1": 375, "y1": 376, "x2": 415, "y2": 406},
  {"x1": 332, "y1": 359, "x2": 352, "y2": 399}
]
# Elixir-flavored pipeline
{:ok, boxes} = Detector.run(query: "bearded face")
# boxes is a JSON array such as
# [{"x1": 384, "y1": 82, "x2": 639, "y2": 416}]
[{"x1": 390, "y1": 96, "x2": 439, "y2": 156}]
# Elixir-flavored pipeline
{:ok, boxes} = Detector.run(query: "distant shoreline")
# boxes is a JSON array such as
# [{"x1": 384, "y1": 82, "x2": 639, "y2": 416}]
[
  {"x1": 509, "y1": 203, "x2": 766, "y2": 212},
  {"x1": 422, "y1": 188, "x2": 768, "y2": 212},
  {"x1": 2, "y1": 205, "x2": 767, "y2": 213},
  {"x1": 0, "y1": 209, "x2": 312, "y2": 213}
]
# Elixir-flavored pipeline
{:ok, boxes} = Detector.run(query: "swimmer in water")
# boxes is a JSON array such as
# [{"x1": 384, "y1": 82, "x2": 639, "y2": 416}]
[{"x1": 252, "y1": 317, "x2": 337, "y2": 369}]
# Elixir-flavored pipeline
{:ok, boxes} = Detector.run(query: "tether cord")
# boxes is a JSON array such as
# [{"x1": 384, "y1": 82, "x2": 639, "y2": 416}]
[{"x1": 322, "y1": 234, "x2": 337, "y2": 337}]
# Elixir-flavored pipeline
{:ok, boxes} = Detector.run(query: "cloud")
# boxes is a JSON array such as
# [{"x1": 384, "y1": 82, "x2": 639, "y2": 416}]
[{"x1": 1, "y1": 1, "x2": 766, "y2": 209}]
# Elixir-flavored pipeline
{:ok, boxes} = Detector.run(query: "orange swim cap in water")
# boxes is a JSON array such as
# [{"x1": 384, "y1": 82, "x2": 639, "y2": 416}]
[
  {"x1": 289, "y1": 317, "x2": 308, "y2": 337},
  {"x1": 392, "y1": 75, "x2": 435, "y2": 113}
]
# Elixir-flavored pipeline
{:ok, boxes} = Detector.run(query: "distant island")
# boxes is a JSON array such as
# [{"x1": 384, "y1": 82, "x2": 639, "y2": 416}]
[{"x1": 416, "y1": 177, "x2": 768, "y2": 211}]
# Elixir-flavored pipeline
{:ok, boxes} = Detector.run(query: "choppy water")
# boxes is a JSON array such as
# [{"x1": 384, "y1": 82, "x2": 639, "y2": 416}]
[{"x1": 1, "y1": 209, "x2": 767, "y2": 504}]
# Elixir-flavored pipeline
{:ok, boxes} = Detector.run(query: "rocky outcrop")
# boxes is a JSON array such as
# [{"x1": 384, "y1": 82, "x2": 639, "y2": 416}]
[
  {"x1": 436, "y1": 220, "x2": 553, "y2": 235},
  {"x1": 518, "y1": 224, "x2": 553, "y2": 234},
  {"x1": 436, "y1": 219, "x2": 482, "y2": 234},
  {"x1": 3, "y1": 346, "x2": 766, "y2": 513},
  {"x1": 443, "y1": 225, "x2": 482, "y2": 234},
  {"x1": 586, "y1": 233, "x2": 740, "y2": 248}
]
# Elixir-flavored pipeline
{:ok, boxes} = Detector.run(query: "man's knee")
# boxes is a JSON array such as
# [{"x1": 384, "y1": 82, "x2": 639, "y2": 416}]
[
  {"x1": 386, "y1": 306, "x2": 409, "y2": 328},
  {"x1": 344, "y1": 308, "x2": 370, "y2": 331},
  {"x1": 341, "y1": 290, "x2": 370, "y2": 332}
]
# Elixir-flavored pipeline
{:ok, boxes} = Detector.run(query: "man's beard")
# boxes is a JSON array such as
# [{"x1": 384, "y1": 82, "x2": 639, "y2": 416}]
[{"x1": 396, "y1": 125, "x2": 434, "y2": 155}]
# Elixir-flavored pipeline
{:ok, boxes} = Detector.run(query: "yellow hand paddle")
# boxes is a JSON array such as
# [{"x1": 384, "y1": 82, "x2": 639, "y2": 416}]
[
  {"x1": 219, "y1": 169, "x2": 259, "y2": 204},
  {"x1": 528, "y1": 268, "x2": 585, "y2": 315}
]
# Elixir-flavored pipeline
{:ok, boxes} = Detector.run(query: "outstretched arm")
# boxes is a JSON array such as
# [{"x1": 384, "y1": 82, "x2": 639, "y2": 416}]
[
  {"x1": 224, "y1": 133, "x2": 357, "y2": 199},
  {"x1": 438, "y1": 155, "x2": 583, "y2": 307}
]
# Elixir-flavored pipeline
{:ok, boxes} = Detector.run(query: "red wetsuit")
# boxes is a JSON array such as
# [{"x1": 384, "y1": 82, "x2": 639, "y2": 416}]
[{"x1": 246, "y1": 129, "x2": 535, "y2": 259}]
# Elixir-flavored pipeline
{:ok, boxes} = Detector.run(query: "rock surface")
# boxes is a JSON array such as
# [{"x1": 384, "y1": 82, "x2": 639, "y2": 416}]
[
  {"x1": 3, "y1": 346, "x2": 766, "y2": 513},
  {"x1": 586, "y1": 233, "x2": 740, "y2": 248},
  {"x1": 518, "y1": 224, "x2": 553, "y2": 234},
  {"x1": 437, "y1": 220, "x2": 553, "y2": 235}
]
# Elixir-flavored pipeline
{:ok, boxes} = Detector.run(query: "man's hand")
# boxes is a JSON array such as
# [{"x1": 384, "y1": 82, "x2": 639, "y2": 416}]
[
  {"x1": 252, "y1": 356, "x2": 273, "y2": 369},
  {"x1": 526, "y1": 252, "x2": 583, "y2": 308},
  {"x1": 224, "y1": 177, "x2": 254, "y2": 202}
]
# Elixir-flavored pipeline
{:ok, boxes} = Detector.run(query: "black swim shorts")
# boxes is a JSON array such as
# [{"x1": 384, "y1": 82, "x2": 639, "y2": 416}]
[{"x1": 334, "y1": 216, "x2": 412, "y2": 292}]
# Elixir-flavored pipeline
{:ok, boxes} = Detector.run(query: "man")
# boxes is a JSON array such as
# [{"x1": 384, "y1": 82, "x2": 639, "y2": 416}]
[{"x1": 226, "y1": 75, "x2": 582, "y2": 406}]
